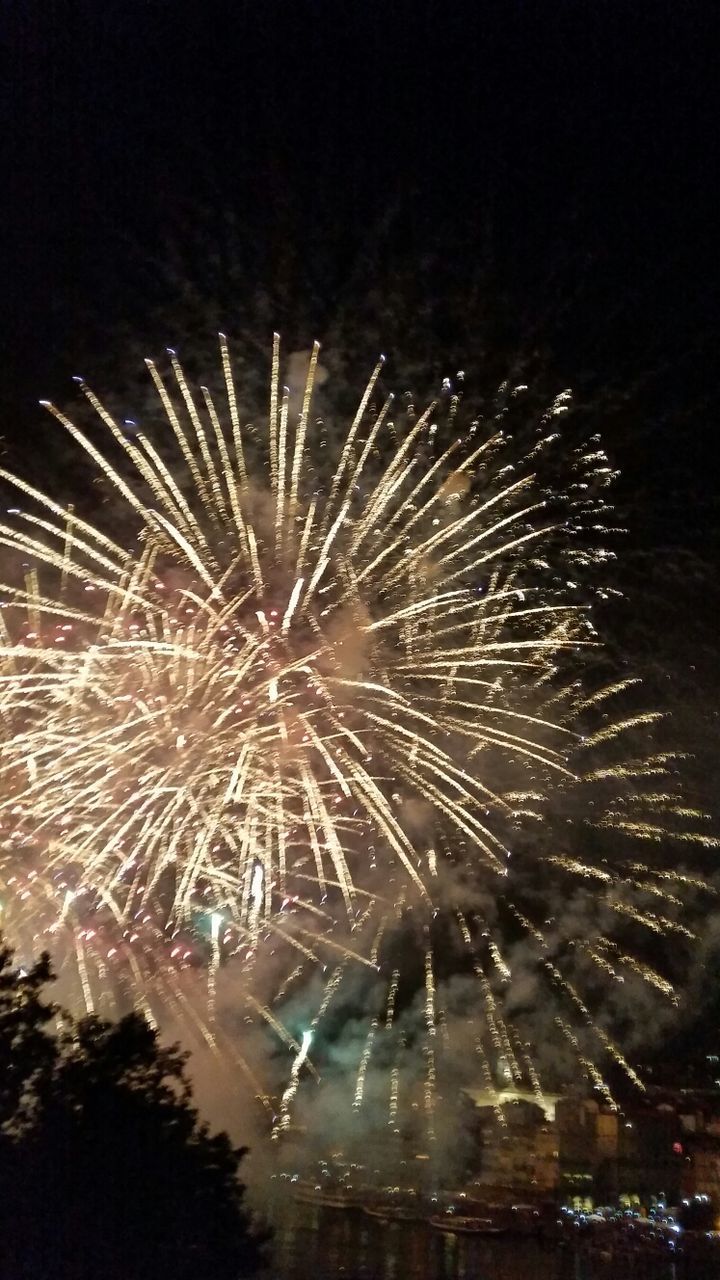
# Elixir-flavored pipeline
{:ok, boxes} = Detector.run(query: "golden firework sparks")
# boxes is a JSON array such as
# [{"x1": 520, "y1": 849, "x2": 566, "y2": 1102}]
[{"x1": 0, "y1": 333, "x2": 710, "y2": 1127}]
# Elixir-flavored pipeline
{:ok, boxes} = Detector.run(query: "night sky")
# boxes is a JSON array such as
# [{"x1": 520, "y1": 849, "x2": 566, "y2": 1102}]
[
  {"x1": 3, "y1": 0, "x2": 720, "y2": 1055},
  {"x1": 5, "y1": 3, "x2": 719, "y2": 440}
]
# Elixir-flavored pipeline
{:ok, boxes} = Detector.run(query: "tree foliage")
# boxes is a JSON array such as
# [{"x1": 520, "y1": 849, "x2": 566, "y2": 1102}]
[{"x1": 0, "y1": 942, "x2": 265, "y2": 1280}]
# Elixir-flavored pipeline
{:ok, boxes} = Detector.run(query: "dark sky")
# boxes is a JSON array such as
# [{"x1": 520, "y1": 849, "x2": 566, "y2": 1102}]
[{"x1": 2, "y1": 0, "x2": 719, "y2": 529}]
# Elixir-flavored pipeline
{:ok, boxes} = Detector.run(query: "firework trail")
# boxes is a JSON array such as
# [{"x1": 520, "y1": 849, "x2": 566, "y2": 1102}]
[{"x1": 0, "y1": 333, "x2": 713, "y2": 1131}]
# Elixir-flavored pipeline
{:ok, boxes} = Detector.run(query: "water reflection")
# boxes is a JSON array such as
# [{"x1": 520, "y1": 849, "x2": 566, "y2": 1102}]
[{"x1": 266, "y1": 1201, "x2": 679, "y2": 1280}]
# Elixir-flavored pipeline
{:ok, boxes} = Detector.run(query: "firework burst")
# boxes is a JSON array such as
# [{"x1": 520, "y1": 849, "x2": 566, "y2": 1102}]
[{"x1": 0, "y1": 334, "x2": 712, "y2": 1131}]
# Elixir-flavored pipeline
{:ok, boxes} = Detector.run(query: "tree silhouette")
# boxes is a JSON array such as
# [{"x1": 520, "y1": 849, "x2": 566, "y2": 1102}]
[
  {"x1": 0, "y1": 943, "x2": 265, "y2": 1280},
  {"x1": 0, "y1": 943, "x2": 56, "y2": 1133}
]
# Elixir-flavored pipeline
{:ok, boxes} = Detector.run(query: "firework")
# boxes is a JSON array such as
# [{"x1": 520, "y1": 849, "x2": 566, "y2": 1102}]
[{"x1": 0, "y1": 334, "x2": 712, "y2": 1131}]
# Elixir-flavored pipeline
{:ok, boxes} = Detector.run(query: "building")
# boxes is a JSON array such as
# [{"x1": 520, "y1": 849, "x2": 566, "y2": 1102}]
[
  {"x1": 475, "y1": 1120, "x2": 559, "y2": 1194},
  {"x1": 557, "y1": 1096, "x2": 686, "y2": 1205},
  {"x1": 463, "y1": 1083, "x2": 720, "y2": 1209},
  {"x1": 680, "y1": 1135, "x2": 720, "y2": 1202},
  {"x1": 462, "y1": 1094, "x2": 559, "y2": 1198}
]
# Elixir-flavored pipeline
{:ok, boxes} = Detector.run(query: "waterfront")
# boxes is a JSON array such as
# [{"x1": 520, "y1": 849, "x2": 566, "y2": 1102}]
[
  {"x1": 265, "y1": 1200, "x2": 718, "y2": 1280},
  {"x1": 270, "y1": 1203, "x2": 570, "y2": 1280}
]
